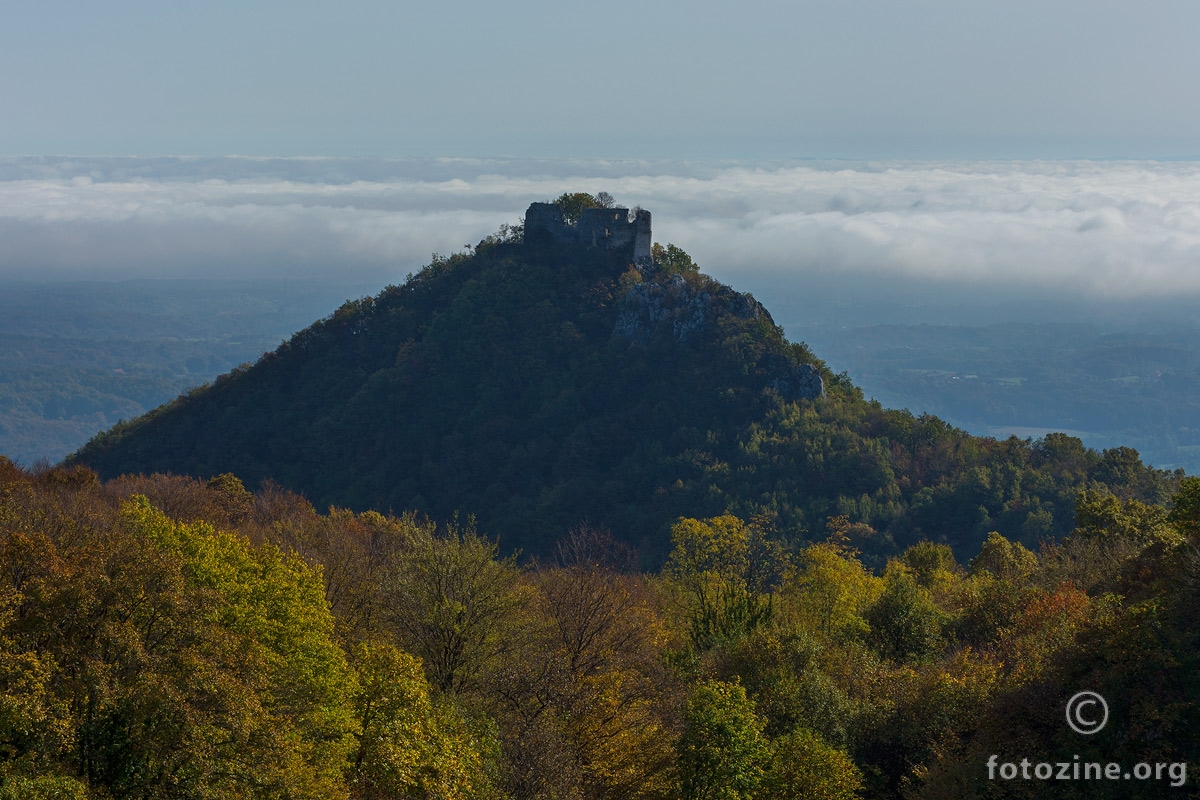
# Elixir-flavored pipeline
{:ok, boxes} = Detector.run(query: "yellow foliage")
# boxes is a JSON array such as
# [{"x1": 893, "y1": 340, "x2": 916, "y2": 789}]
[
  {"x1": 351, "y1": 642, "x2": 497, "y2": 800},
  {"x1": 780, "y1": 543, "x2": 883, "y2": 641},
  {"x1": 665, "y1": 514, "x2": 750, "y2": 584}
]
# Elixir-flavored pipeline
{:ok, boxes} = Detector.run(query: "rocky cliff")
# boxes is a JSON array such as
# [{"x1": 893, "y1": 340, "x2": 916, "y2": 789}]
[{"x1": 615, "y1": 273, "x2": 824, "y2": 400}]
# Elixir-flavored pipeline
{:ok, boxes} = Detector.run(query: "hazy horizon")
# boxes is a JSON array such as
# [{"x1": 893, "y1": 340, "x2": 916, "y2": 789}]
[{"x1": 3, "y1": 155, "x2": 1200, "y2": 330}]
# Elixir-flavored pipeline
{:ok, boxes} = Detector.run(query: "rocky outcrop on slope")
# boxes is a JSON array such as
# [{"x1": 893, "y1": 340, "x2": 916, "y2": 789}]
[{"x1": 614, "y1": 274, "x2": 823, "y2": 400}]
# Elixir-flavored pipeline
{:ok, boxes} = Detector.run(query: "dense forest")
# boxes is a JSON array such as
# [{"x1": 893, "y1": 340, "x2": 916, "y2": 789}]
[
  {"x1": 71, "y1": 201, "x2": 1181, "y2": 567},
  {"x1": 2, "y1": 460, "x2": 1196, "y2": 798}
]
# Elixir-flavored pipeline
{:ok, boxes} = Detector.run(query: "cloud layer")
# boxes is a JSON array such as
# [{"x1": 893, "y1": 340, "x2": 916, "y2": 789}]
[{"x1": 3, "y1": 157, "x2": 1200, "y2": 300}]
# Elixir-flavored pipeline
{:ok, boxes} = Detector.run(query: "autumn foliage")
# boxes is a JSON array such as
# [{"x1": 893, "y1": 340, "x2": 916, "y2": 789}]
[{"x1": 3, "y1": 460, "x2": 1198, "y2": 798}]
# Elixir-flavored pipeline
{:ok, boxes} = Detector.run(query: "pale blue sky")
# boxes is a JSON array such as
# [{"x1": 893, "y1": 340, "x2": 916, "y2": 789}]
[{"x1": 4, "y1": 0, "x2": 1200, "y2": 159}]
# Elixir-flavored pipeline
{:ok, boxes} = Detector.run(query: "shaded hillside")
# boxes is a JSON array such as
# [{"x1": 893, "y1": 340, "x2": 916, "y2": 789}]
[{"x1": 72, "y1": 206, "x2": 1178, "y2": 562}]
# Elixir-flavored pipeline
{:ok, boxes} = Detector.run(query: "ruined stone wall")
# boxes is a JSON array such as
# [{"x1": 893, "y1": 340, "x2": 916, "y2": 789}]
[
  {"x1": 631, "y1": 208, "x2": 652, "y2": 263},
  {"x1": 524, "y1": 202, "x2": 652, "y2": 261},
  {"x1": 524, "y1": 202, "x2": 572, "y2": 245},
  {"x1": 578, "y1": 207, "x2": 635, "y2": 251}
]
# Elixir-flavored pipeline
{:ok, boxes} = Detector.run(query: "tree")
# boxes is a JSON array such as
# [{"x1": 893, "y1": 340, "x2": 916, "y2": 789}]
[
  {"x1": 384, "y1": 520, "x2": 525, "y2": 697},
  {"x1": 865, "y1": 566, "x2": 945, "y2": 663},
  {"x1": 0, "y1": 486, "x2": 358, "y2": 799},
  {"x1": 780, "y1": 542, "x2": 882, "y2": 642},
  {"x1": 350, "y1": 642, "x2": 497, "y2": 800},
  {"x1": 677, "y1": 680, "x2": 767, "y2": 800},
  {"x1": 664, "y1": 515, "x2": 750, "y2": 585},
  {"x1": 720, "y1": 630, "x2": 855, "y2": 745},
  {"x1": 0, "y1": 588, "x2": 78, "y2": 796},
  {"x1": 651, "y1": 243, "x2": 698, "y2": 276},
  {"x1": 1167, "y1": 476, "x2": 1200, "y2": 539},
  {"x1": 762, "y1": 728, "x2": 863, "y2": 800},
  {"x1": 898, "y1": 541, "x2": 959, "y2": 589},
  {"x1": 665, "y1": 515, "x2": 773, "y2": 650},
  {"x1": 1073, "y1": 488, "x2": 1179, "y2": 546},
  {"x1": 968, "y1": 531, "x2": 1036, "y2": 581},
  {"x1": 687, "y1": 581, "x2": 773, "y2": 652},
  {"x1": 553, "y1": 192, "x2": 607, "y2": 225},
  {"x1": 118, "y1": 496, "x2": 357, "y2": 799},
  {"x1": 486, "y1": 527, "x2": 678, "y2": 800}
]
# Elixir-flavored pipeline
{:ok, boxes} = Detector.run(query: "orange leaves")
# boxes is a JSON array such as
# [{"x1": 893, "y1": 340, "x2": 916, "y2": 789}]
[{"x1": 993, "y1": 581, "x2": 1093, "y2": 687}]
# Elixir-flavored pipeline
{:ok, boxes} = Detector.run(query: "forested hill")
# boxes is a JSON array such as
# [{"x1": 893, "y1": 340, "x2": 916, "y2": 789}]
[{"x1": 71, "y1": 203, "x2": 1178, "y2": 563}]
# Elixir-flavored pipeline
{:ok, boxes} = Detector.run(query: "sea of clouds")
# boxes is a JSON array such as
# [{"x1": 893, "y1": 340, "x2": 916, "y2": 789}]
[{"x1": 3, "y1": 157, "x2": 1199, "y2": 305}]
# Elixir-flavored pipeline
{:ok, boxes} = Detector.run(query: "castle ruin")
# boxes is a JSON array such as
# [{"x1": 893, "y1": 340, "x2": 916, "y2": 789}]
[{"x1": 525, "y1": 202, "x2": 652, "y2": 263}]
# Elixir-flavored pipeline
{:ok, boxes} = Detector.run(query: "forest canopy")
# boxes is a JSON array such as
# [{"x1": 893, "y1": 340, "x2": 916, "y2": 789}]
[{"x1": 2, "y1": 461, "x2": 1197, "y2": 798}]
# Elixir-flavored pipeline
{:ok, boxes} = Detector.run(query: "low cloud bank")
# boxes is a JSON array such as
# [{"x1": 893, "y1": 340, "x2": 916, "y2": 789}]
[{"x1": 3, "y1": 157, "x2": 1199, "y2": 301}]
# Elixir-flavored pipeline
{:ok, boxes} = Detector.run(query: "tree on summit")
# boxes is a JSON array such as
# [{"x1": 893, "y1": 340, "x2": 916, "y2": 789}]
[
  {"x1": 651, "y1": 243, "x2": 698, "y2": 276},
  {"x1": 553, "y1": 192, "x2": 614, "y2": 225}
]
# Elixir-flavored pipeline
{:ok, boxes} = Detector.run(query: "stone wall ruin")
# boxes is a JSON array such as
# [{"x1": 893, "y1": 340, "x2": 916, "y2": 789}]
[{"x1": 525, "y1": 202, "x2": 652, "y2": 262}]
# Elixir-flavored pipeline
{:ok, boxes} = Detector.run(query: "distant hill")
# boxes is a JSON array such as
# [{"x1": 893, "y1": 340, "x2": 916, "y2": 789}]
[
  {"x1": 71, "y1": 199, "x2": 1178, "y2": 562},
  {"x1": 798, "y1": 322, "x2": 1200, "y2": 473}
]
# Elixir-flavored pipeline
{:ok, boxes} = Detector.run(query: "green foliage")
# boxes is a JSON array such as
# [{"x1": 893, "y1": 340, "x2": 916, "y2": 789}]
[
  {"x1": 688, "y1": 581, "x2": 773, "y2": 652},
  {"x1": 969, "y1": 530, "x2": 1037, "y2": 579},
  {"x1": 350, "y1": 642, "x2": 496, "y2": 800},
  {"x1": 1167, "y1": 475, "x2": 1200, "y2": 538},
  {"x1": 651, "y1": 242, "x2": 699, "y2": 276},
  {"x1": 720, "y1": 630, "x2": 856, "y2": 745},
  {"x1": 665, "y1": 515, "x2": 776, "y2": 651},
  {"x1": 0, "y1": 593, "x2": 74, "y2": 783},
  {"x1": 0, "y1": 468, "x2": 363, "y2": 800},
  {"x1": 763, "y1": 727, "x2": 863, "y2": 800},
  {"x1": 384, "y1": 518, "x2": 524, "y2": 697},
  {"x1": 780, "y1": 542, "x2": 882, "y2": 641},
  {"x1": 865, "y1": 566, "x2": 946, "y2": 663},
  {"x1": 0, "y1": 775, "x2": 88, "y2": 800},
  {"x1": 677, "y1": 680, "x2": 768, "y2": 800},
  {"x1": 552, "y1": 192, "x2": 610, "y2": 224},
  {"x1": 116, "y1": 496, "x2": 358, "y2": 798},
  {"x1": 1073, "y1": 487, "x2": 1181, "y2": 546},
  {"x1": 2, "y1": 457, "x2": 1199, "y2": 800},
  {"x1": 898, "y1": 541, "x2": 959, "y2": 588},
  {"x1": 665, "y1": 515, "x2": 750, "y2": 584}
]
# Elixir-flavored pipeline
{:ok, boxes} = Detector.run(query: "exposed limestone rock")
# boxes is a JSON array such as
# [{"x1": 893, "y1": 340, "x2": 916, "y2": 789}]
[
  {"x1": 614, "y1": 274, "x2": 732, "y2": 343},
  {"x1": 613, "y1": 274, "x2": 824, "y2": 400},
  {"x1": 762, "y1": 353, "x2": 826, "y2": 401}
]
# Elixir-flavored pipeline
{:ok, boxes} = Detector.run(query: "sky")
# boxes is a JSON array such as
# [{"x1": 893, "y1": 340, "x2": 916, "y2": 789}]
[
  {"x1": 2, "y1": 2, "x2": 1200, "y2": 328},
  {"x1": 4, "y1": 1, "x2": 1200, "y2": 160}
]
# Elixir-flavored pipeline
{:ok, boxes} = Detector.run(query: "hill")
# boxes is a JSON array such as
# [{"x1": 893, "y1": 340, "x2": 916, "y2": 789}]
[{"x1": 71, "y1": 196, "x2": 1178, "y2": 563}]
